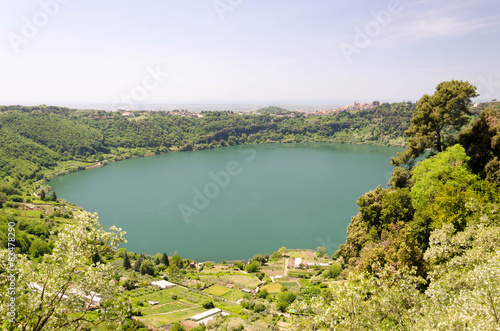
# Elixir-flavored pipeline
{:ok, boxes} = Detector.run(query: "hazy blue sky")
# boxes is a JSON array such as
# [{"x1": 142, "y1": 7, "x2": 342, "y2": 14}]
[{"x1": 0, "y1": 0, "x2": 499, "y2": 106}]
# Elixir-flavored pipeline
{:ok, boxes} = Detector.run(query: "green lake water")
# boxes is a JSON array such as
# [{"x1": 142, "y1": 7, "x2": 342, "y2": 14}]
[{"x1": 49, "y1": 143, "x2": 402, "y2": 262}]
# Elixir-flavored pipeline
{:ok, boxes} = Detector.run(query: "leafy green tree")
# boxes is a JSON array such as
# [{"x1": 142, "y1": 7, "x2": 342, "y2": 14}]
[
  {"x1": 317, "y1": 246, "x2": 327, "y2": 257},
  {"x1": 335, "y1": 186, "x2": 415, "y2": 268},
  {"x1": 277, "y1": 291, "x2": 296, "y2": 312},
  {"x1": 323, "y1": 263, "x2": 342, "y2": 279},
  {"x1": 460, "y1": 106, "x2": 500, "y2": 182},
  {"x1": 250, "y1": 253, "x2": 267, "y2": 265},
  {"x1": 123, "y1": 252, "x2": 131, "y2": 269},
  {"x1": 392, "y1": 80, "x2": 478, "y2": 166},
  {"x1": 50, "y1": 191, "x2": 57, "y2": 201},
  {"x1": 202, "y1": 301, "x2": 214, "y2": 309},
  {"x1": 0, "y1": 192, "x2": 7, "y2": 209},
  {"x1": 274, "y1": 251, "x2": 284, "y2": 260},
  {"x1": 356, "y1": 222, "x2": 427, "y2": 277},
  {"x1": 133, "y1": 254, "x2": 145, "y2": 272},
  {"x1": 40, "y1": 189, "x2": 45, "y2": 201},
  {"x1": 14, "y1": 231, "x2": 32, "y2": 254},
  {"x1": 28, "y1": 238, "x2": 51, "y2": 258},
  {"x1": 245, "y1": 261, "x2": 260, "y2": 273},
  {"x1": 139, "y1": 260, "x2": 155, "y2": 276},
  {"x1": 258, "y1": 288, "x2": 269, "y2": 299},
  {"x1": 170, "y1": 322, "x2": 186, "y2": 331},
  {"x1": 170, "y1": 254, "x2": 182, "y2": 268},
  {"x1": 253, "y1": 303, "x2": 266, "y2": 313},
  {"x1": 0, "y1": 211, "x2": 129, "y2": 330},
  {"x1": 388, "y1": 167, "x2": 413, "y2": 189},
  {"x1": 411, "y1": 144, "x2": 478, "y2": 208}
]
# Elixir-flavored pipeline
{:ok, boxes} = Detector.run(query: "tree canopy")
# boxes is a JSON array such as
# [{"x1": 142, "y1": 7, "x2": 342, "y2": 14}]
[
  {"x1": 392, "y1": 80, "x2": 478, "y2": 166},
  {"x1": 0, "y1": 211, "x2": 129, "y2": 330}
]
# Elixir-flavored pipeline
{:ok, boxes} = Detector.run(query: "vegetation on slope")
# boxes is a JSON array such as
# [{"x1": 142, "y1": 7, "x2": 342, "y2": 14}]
[
  {"x1": 292, "y1": 80, "x2": 500, "y2": 330},
  {"x1": 1, "y1": 82, "x2": 500, "y2": 329}
]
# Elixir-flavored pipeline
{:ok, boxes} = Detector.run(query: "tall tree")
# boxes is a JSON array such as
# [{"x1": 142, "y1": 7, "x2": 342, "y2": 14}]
[
  {"x1": 139, "y1": 260, "x2": 155, "y2": 276},
  {"x1": 123, "y1": 252, "x2": 131, "y2": 269},
  {"x1": 161, "y1": 252, "x2": 170, "y2": 267},
  {"x1": 459, "y1": 106, "x2": 500, "y2": 182},
  {"x1": 40, "y1": 189, "x2": 45, "y2": 201},
  {"x1": 50, "y1": 191, "x2": 57, "y2": 201},
  {"x1": 392, "y1": 80, "x2": 478, "y2": 166}
]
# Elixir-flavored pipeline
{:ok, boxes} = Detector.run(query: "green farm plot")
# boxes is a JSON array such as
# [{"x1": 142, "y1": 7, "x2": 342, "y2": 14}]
[
  {"x1": 262, "y1": 283, "x2": 282, "y2": 293},
  {"x1": 288, "y1": 250, "x2": 310, "y2": 259},
  {"x1": 204, "y1": 284, "x2": 231, "y2": 296},
  {"x1": 280, "y1": 282, "x2": 300, "y2": 289},
  {"x1": 140, "y1": 301, "x2": 192, "y2": 315},
  {"x1": 216, "y1": 301, "x2": 244, "y2": 316},
  {"x1": 221, "y1": 289, "x2": 247, "y2": 301},
  {"x1": 219, "y1": 274, "x2": 261, "y2": 289},
  {"x1": 261, "y1": 265, "x2": 284, "y2": 277},
  {"x1": 137, "y1": 307, "x2": 206, "y2": 327},
  {"x1": 130, "y1": 286, "x2": 188, "y2": 306}
]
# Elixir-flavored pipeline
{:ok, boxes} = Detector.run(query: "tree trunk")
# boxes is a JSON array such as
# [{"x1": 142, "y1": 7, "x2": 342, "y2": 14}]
[{"x1": 436, "y1": 131, "x2": 442, "y2": 152}]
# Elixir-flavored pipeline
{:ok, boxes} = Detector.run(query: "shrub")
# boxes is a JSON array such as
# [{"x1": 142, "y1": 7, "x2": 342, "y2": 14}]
[
  {"x1": 202, "y1": 301, "x2": 215, "y2": 309},
  {"x1": 245, "y1": 261, "x2": 260, "y2": 273},
  {"x1": 10, "y1": 195, "x2": 24, "y2": 203},
  {"x1": 253, "y1": 303, "x2": 266, "y2": 313},
  {"x1": 171, "y1": 322, "x2": 186, "y2": 331},
  {"x1": 323, "y1": 263, "x2": 342, "y2": 279}
]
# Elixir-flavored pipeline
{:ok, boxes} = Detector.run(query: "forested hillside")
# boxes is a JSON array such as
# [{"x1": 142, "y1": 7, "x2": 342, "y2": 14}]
[
  {"x1": 0, "y1": 102, "x2": 414, "y2": 181},
  {"x1": 1, "y1": 84, "x2": 500, "y2": 330},
  {"x1": 291, "y1": 80, "x2": 500, "y2": 330}
]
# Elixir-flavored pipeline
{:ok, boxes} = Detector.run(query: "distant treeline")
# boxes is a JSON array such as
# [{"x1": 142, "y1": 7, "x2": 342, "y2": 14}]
[{"x1": 0, "y1": 102, "x2": 416, "y2": 180}]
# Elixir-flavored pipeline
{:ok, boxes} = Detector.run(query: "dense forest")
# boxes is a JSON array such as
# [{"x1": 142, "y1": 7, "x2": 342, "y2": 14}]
[
  {"x1": 1, "y1": 81, "x2": 500, "y2": 330},
  {"x1": 0, "y1": 102, "x2": 414, "y2": 181}
]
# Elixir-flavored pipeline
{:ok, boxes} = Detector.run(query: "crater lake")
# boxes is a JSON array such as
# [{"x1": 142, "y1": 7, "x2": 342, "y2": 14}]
[{"x1": 49, "y1": 143, "x2": 402, "y2": 261}]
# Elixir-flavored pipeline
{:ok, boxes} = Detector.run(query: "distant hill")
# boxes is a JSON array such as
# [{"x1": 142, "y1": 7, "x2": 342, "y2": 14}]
[{"x1": 0, "y1": 102, "x2": 420, "y2": 180}]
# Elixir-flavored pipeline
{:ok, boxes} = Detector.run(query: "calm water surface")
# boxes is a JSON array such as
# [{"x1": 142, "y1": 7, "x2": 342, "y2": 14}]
[{"x1": 49, "y1": 143, "x2": 401, "y2": 261}]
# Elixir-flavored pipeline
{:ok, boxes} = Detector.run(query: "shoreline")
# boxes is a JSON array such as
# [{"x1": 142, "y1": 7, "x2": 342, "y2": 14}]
[
  {"x1": 40, "y1": 139, "x2": 405, "y2": 189},
  {"x1": 43, "y1": 141, "x2": 400, "y2": 262}
]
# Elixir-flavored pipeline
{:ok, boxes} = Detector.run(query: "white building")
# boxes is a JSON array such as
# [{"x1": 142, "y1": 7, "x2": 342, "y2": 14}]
[
  {"x1": 190, "y1": 308, "x2": 222, "y2": 324},
  {"x1": 294, "y1": 258, "x2": 302, "y2": 268},
  {"x1": 151, "y1": 280, "x2": 176, "y2": 289}
]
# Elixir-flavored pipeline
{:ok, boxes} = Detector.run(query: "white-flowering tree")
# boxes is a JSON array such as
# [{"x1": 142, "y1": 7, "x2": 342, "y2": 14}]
[
  {"x1": 418, "y1": 218, "x2": 500, "y2": 330},
  {"x1": 290, "y1": 267, "x2": 425, "y2": 331},
  {"x1": 0, "y1": 211, "x2": 130, "y2": 331}
]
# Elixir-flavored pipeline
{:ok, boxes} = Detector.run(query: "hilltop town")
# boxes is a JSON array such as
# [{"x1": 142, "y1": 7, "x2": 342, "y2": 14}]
[{"x1": 116, "y1": 101, "x2": 382, "y2": 119}]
